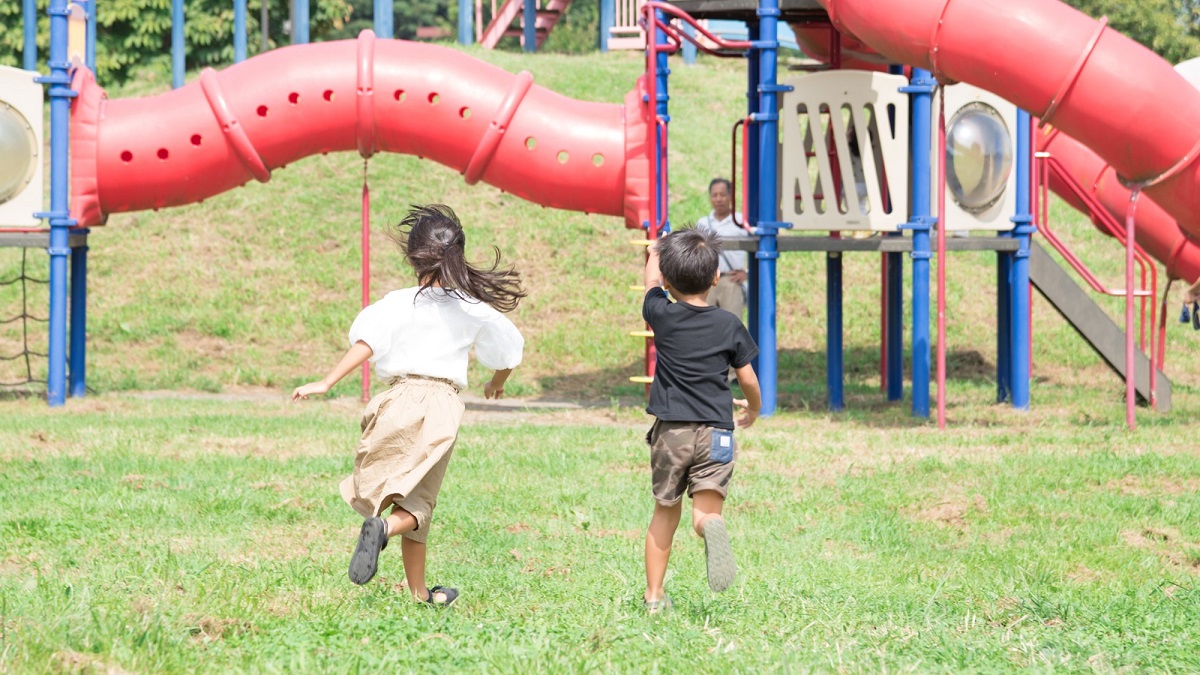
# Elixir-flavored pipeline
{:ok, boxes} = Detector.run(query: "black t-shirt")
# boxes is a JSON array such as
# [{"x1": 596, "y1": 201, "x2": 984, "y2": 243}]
[{"x1": 642, "y1": 288, "x2": 759, "y2": 430}]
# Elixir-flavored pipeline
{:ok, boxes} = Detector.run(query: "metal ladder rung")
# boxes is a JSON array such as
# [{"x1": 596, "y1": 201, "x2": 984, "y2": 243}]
[
  {"x1": 630, "y1": 330, "x2": 654, "y2": 338},
  {"x1": 629, "y1": 239, "x2": 651, "y2": 247},
  {"x1": 629, "y1": 376, "x2": 654, "y2": 384}
]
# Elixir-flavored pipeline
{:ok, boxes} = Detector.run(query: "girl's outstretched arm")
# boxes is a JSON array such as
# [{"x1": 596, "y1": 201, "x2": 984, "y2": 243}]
[
  {"x1": 484, "y1": 368, "x2": 513, "y2": 399},
  {"x1": 291, "y1": 341, "x2": 374, "y2": 401}
]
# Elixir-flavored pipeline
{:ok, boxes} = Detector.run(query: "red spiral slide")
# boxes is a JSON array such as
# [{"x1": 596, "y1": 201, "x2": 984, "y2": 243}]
[
  {"x1": 802, "y1": 0, "x2": 1200, "y2": 283},
  {"x1": 70, "y1": 31, "x2": 654, "y2": 230}
]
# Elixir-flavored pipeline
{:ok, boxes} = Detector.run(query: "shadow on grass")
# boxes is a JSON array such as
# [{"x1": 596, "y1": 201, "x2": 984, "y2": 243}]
[{"x1": 537, "y1": 346, "x2": 1008, "y2": 427}]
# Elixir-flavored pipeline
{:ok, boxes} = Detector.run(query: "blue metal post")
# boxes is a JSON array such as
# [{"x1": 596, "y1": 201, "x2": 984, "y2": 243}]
[
  {"x1": 41, "y1": 0, "x2": 76, "y2": 406},
  {"x1": 827, "y1": 250, "x2": 844, "y2": 411},
  {"x1": 682, "y1": 22, "x2": 696, "y2": 65},
  {"x1": 523, "y1": 0, "x2": 536, "y2": 52},
  {"x1": 902, "y1": 68, "x2": 936, "y2": 418},
  {"x1": 1011, "y1": 109, "x2": 1034, "y2": 410},
  {"x1": 294, "y1": 0, "x2": 309, "y2": 43},
  {"x1": 599, "y1": 0, "x2": 614, "y2": 52},
  {"x1": 458, "y1": 0, "x2": 473, "y2": 44},
  {"x1": 653, "y1": 7, "x2": 670, "y2": 232},
  {"x1": 887, "y1": 249, "x2": 903, "y2": 400},
  {"x1": 23, "y1": 0, "x2": 37, "y2": 71},
  {"x1": 746, "y1": 21, "x2": 760, "y2": 370},
  {"x1": 172, "y1": 0, "x2": 184, "y2": 88},
  {"x1": 997, "y1": 242, "x2": 1012, "y2": 402},
  {"x1": 755, "y1": 0, "x2": 780, "y2": 416},
  {"x1": 235, "y1": 0, "x2": 247, "y2": 62},
  {"x1": 69, "y1": 232, "x2": 88, "y2": 397},
  {"x1": 373, "y1": 0, "x2": 392, "y2": 38},
  {"x1": 85, "y1": 0, "x2": 96, "y2": 70}
]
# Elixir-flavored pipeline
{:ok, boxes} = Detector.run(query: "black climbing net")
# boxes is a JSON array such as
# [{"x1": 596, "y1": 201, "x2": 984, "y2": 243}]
[{"x1": 0, "y1": 248, "x2": 48, "y2": 394}]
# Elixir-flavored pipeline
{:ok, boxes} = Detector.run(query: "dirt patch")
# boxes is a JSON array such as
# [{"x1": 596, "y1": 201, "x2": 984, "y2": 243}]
[
  {"x1": 1104, "y1": 475, "x2": 1200, "y2": 497},
  {"x1": 49, "y1": 651, "x2": 134, "y2": 674},
  {"x1": 911, "y1": 494, "x2": 987, "y2": 532},
  {"x1": 1120, "y1": 527, "x2": 1200, "y2": 573},
  {"x1": 185, "y1": 615, "x2": 256, "y2": 642},
  {"x1": 1067, "y1": 565, "x2": 1102, "y2": 583}
]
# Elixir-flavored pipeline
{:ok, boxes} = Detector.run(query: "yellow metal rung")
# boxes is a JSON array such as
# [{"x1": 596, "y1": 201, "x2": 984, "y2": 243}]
[
  {"x1": 629, "y1": 285, "x2": 644, "y2": 291},
  {"x1": 629, "y1": 239, "x2": 651, "y2": 247},
  {"x1": 630, "y1": 330, "x2": 654, "y2": 338},
  {"x1": 629, "y1": 376, "x2": 654, "y2": 384}
]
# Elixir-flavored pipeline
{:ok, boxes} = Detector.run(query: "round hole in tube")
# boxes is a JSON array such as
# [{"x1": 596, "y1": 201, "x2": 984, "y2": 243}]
[
  {"x1": 557, "y1": 151, "x2": 569, "y2": 164},
  {"x1": 525, "y1": 137, "x2": 537, "y2": 150},
  {"x1": 157, "y1": 148, "x2": 169, "y2": 160},
  {"x1": 190, "y1": 134, "x2": 202, "y2": 146},
  {"x1": 592, "y1": 153, "x2": 604, "y2": 167}
]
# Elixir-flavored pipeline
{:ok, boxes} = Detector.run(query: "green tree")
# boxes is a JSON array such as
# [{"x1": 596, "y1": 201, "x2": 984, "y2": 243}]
[
  {"x1": 1, "y1": 0, "x2": 353, "y2": 83},
  {"x1": 1061, "y1": 0, "x2": 1200, "y2": 64}
]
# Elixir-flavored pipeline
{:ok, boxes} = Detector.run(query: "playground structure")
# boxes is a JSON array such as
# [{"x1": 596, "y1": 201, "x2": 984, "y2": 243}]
[{"x1": 4, "y1": 0, "x2": 1200, "y2": 429}]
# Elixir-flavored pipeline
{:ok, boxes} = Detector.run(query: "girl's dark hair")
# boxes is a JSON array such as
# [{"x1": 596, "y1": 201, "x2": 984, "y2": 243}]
[{"x1": 392, "y1": 204, "x2": 527, "y2": 313}]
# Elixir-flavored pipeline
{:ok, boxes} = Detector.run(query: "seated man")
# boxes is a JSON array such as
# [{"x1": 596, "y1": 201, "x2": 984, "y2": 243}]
[{"x1": 695, "y1": 178, "x2": 748, "y2": 321}]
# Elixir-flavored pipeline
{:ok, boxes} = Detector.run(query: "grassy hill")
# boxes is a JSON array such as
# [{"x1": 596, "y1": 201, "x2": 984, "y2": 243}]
[{"x1": 3, "y1": 44, "x2": 1199, "y2": 418}]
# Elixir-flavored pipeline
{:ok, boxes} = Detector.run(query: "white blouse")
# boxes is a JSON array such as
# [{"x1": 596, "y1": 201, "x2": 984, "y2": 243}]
[{"x1": 348, "y1": 287, "x2": 524, "y2": 389}]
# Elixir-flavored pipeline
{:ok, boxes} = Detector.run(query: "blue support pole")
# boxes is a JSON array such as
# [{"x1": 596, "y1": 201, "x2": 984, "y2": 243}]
[
  {"x1": 599, "y1": 0, "x2": 614, "y2": 52},
  {"x1": 23, "y1": 0, "x2": 37, "y2": 71},
  {"x1": 682, "y1": 22, "x2": 696, "y2": 65},
  {"x1": 746, "y1": 21, "x2": 761, "y2": 370},
  {"x1": 653, "y1": 7, "x2": 670, "y2": 233},
  {"x1": 523, "y1": 0, "x2": 536, "y2": 52},
  {"x1": 235, "y1": 0, "x2": 247, "y2": 62},
  {"x1": 1011, "y1": 109, "x2": 1034, "y2": 410},
  {"x1": 41, "y1": 0, "x2": 76, "y2": 406},
  {"x1": 69, "y1": 232, "x2": 88, "y2": 397},
  {"x1": 458, "y1": 0, "x2": 473, "y2": 44},
  {"x1": 902, "y1": 68, "x2": 936, "y2": 418},
  {"x1": 997, "y1": 242, "x2": 1012, "y2": 402},
  {"x1": 887, "y1": 249, "x2": 904, "y2": 400},
  {"x1": 827, "y1": 251, "x2": 844, "y2": 411},
  {"x1": 373, "y1": 0, "x2": 392, "y2": 39},
  {"x1": 294, "y1": 0, "x2": 309, "y2": 44},
  {"x1": 755, "y1": 0, "x2": 781, "y2": 416},
  {"x1": 172, "y1": 0, "x2": 184, "y2": 88},
  {"x1": 85, "y1": 0, "x2": 96, "y2": 70}
]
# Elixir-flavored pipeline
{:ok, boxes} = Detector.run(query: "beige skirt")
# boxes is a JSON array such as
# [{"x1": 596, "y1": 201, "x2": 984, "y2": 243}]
[{"x1": 339, "y1": 376, "x2": 465, "y2": 543}]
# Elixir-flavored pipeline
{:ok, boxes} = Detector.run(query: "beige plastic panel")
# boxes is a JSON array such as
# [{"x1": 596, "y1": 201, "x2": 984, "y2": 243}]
[
  {"x1": 0, "y1": 66, "x2": 43, "y2": 229},
  {"x1": 780, "y1": 71, "x2": 911, "y2": 232},
  {"x1": 932, "y1": 84, "x2": 1018, "y2": 231}
]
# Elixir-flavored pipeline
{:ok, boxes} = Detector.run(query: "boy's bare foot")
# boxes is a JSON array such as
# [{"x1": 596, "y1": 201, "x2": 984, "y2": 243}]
[
  {"x1": 702, "y1": 517, "x2": 736, "y2": 593},
  {"x1": 348, "y1": 517, "x2": 389, "y2": 585}
]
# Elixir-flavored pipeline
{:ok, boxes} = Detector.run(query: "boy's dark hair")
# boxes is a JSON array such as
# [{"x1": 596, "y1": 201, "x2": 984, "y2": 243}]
[
  {"x1": 708, "y1": 178, "x2": 732, "y2": 194},
  {"x1": 391, "y1": 204, "x2": 528, "y2": 313},
  {"x1": 658, "y1": 228, "x2": 721, "y2": 295}
]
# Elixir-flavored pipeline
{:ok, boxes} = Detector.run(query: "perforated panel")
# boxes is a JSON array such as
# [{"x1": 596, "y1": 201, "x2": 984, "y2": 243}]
[
  {"x1": 780, "y1": 71, "x2": 910, "y2": 231},
  {"x1": 0, "y1": 66, "x2": 44, "y2": 229}
]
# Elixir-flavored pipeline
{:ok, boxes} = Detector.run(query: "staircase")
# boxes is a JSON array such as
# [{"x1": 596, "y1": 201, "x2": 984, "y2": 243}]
[
  {"x1": 480, "y1": 0, "x2": 574, "y2": 50},
  {"x1": 1028, "y1": 240, "x2": 1171, "y2": 411}
]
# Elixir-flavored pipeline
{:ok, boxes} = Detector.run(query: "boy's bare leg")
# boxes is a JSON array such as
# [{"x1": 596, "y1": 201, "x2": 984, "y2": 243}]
[
  {"x1": 645, "y1": 501, "x2": 683, "y2": 602},
  {"x1": 691, "y1": 490, "x2": 725, "y2": 535},
  {"x1": 693, "y1": 489, "x2": 736, "y2": 592}
]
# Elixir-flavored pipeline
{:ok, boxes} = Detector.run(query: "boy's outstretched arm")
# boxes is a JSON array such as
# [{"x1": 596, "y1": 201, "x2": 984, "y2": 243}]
[
  {"x1": 732, "y1": 363, "x2": 762, "y2": 428},
  {"x1": 644, "y1": 241, "x2": 664, "y2": 292},
  {"x1": 292, "y1": 341, "x2": 374, "y2": 400}
]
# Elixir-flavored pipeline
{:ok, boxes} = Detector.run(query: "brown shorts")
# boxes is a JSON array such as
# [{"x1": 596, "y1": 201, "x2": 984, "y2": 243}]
[{"x1": 646, "y1": 419, "x2": 735, "y2": 506}]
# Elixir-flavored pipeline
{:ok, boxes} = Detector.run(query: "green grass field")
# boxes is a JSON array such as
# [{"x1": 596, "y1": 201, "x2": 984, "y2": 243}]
[{"x1": 4, "y1": 40, "x2": 1200, "y2": 672}]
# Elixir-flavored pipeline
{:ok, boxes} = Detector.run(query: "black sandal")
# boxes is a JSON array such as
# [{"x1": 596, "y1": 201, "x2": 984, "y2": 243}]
[
  {"x1": 348, "y1": 517, "x2": 389, "y2": 586},
  {"x1": 422, "y1": 585, "x2": 459, "y2": 607}
]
